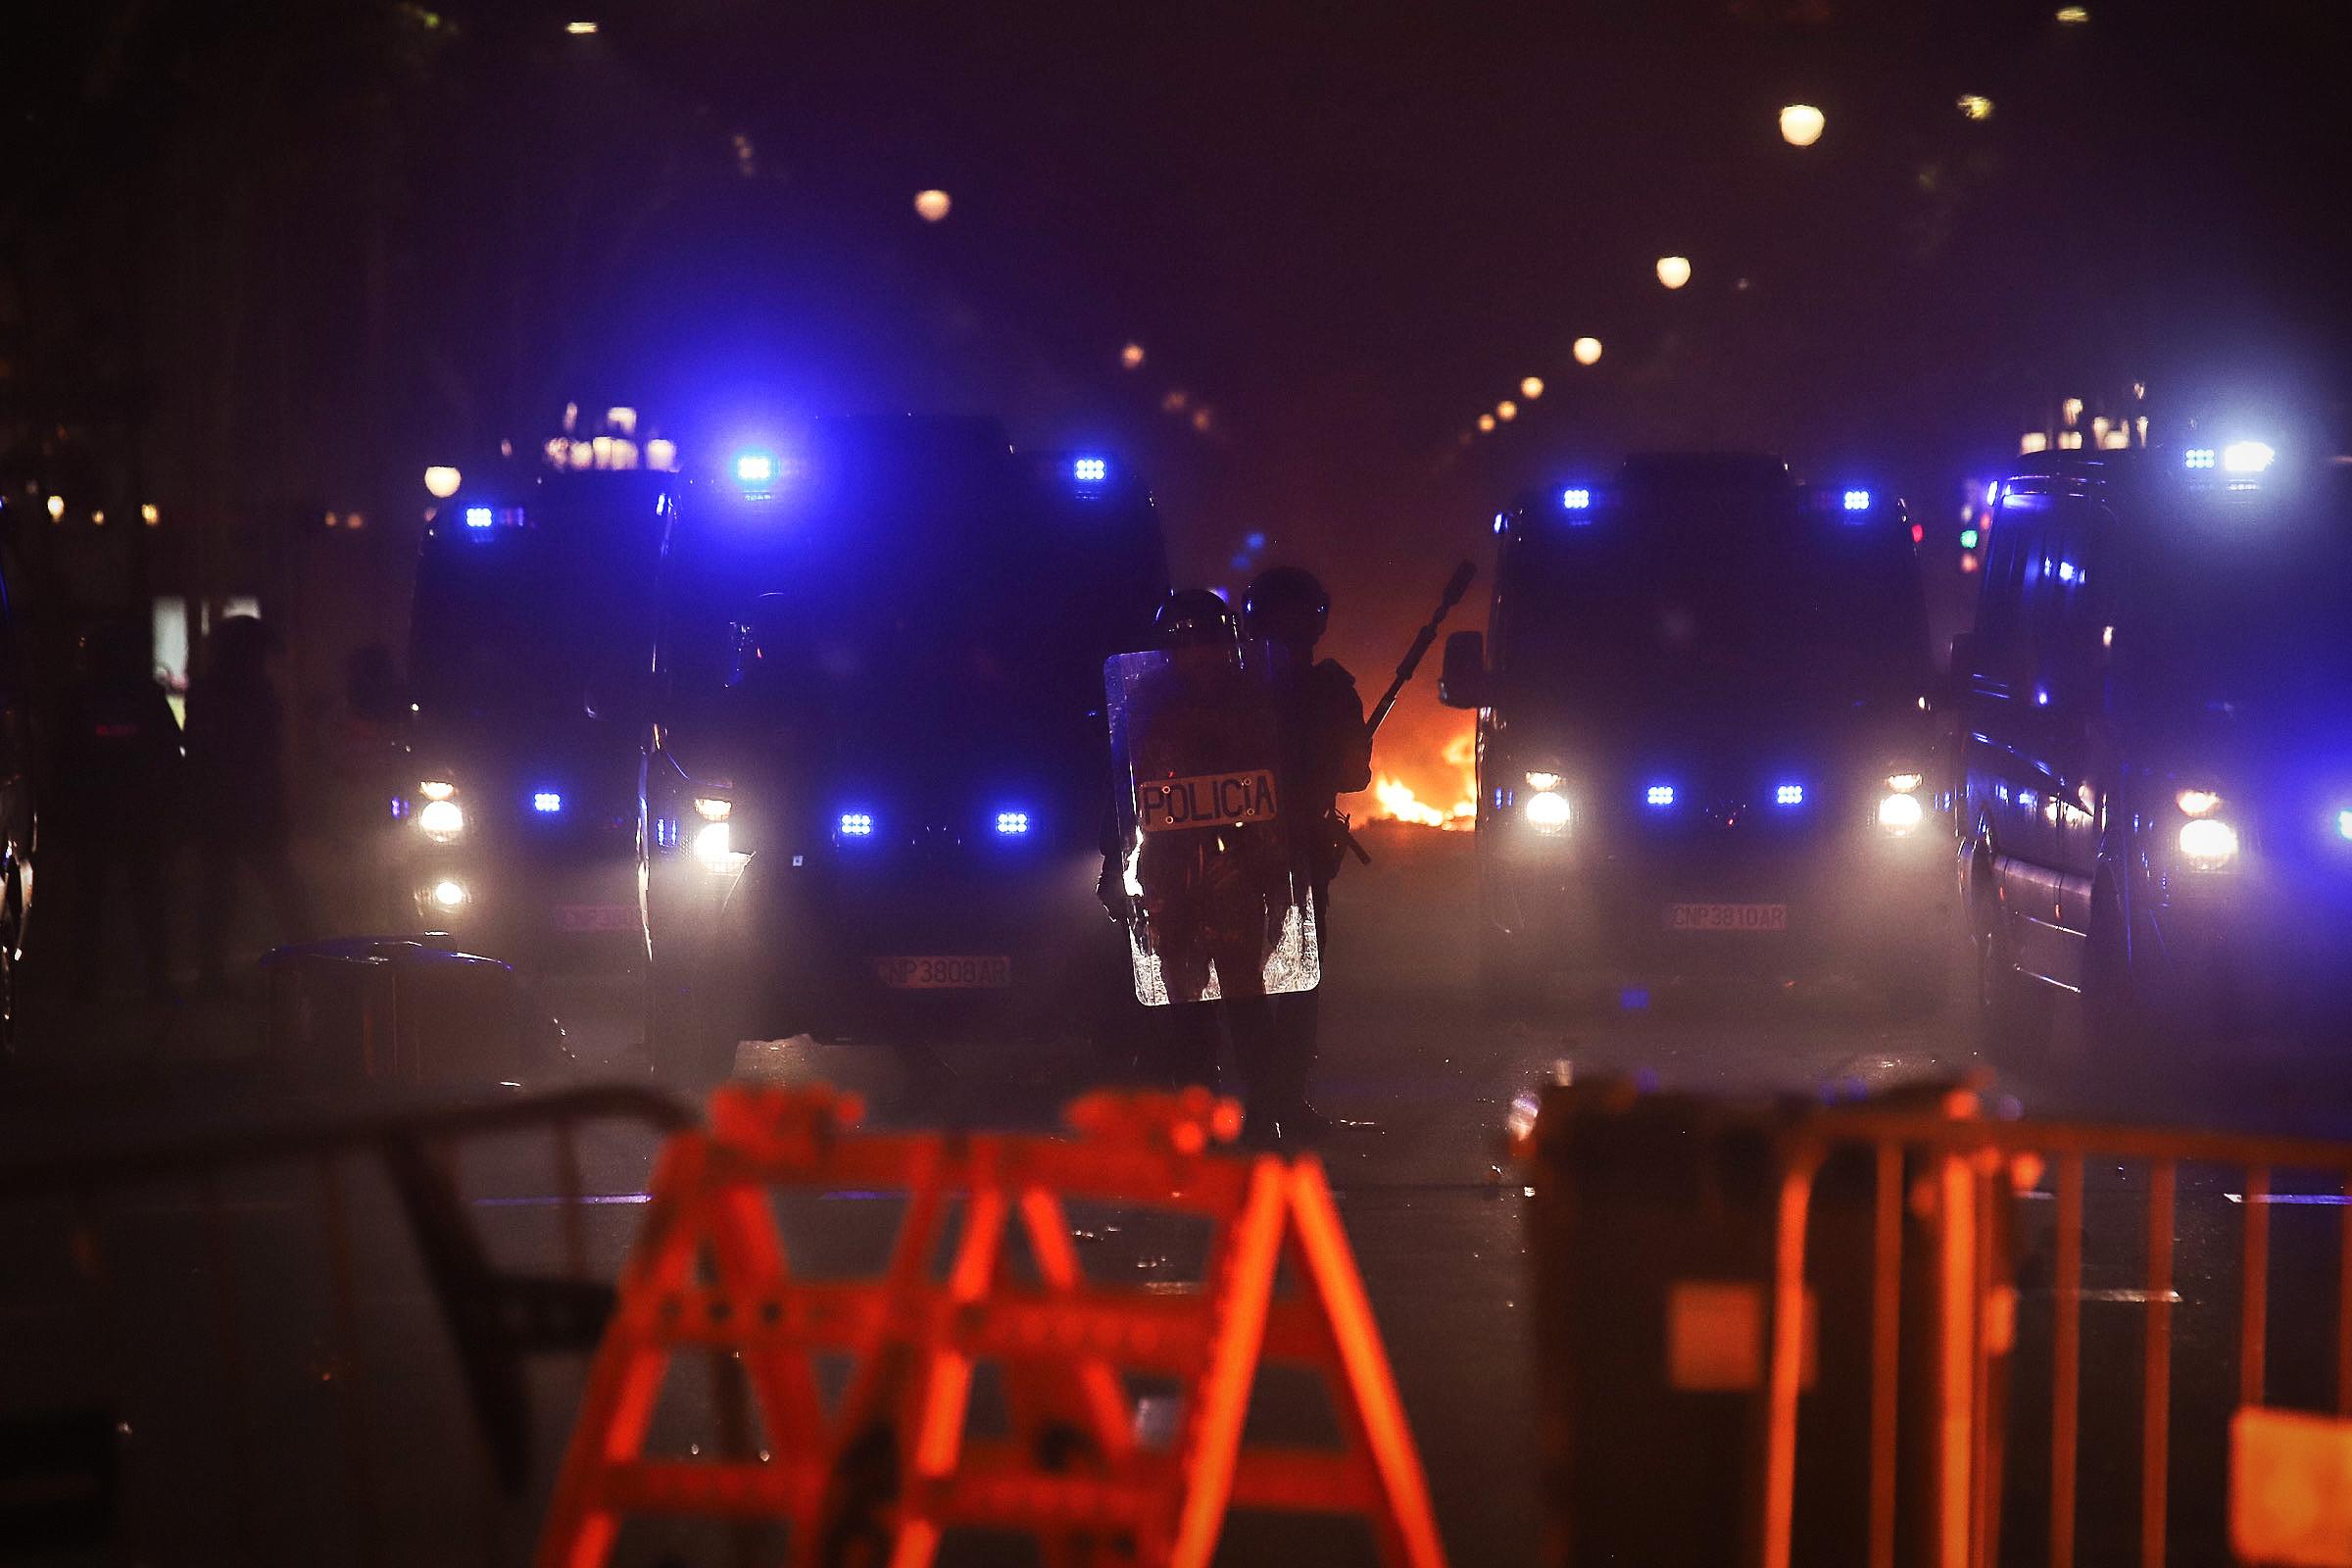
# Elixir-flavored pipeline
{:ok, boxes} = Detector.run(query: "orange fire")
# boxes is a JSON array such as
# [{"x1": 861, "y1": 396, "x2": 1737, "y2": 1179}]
[{"x1": 1367, "y1": 723, "x2": 1477, "y2": 829}]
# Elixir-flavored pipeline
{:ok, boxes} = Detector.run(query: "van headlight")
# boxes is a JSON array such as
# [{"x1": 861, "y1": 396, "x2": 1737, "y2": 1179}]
[
  {"x1": 1877, "y1": 792, "x2": 1925, "y2": 835},
  {"x1": 417, "y1": 797, "x2": 465, "y2": 843},
  {"x1": 693, "y1": 820, "x2": 749, "y2": 873},
  {"x1": 1524, "y1": 789, "x2": 1572, "y2": 833},
  {"x1": 2178, "y1": 816, "x2": 2239, "y2": 870}
]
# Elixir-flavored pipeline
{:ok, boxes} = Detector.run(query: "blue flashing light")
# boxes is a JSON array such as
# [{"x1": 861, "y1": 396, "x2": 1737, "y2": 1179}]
[
  {"x1": 1775, "y1": 783, "x2": 1804, "y2": 807},
  {"x1": 734, "y1": 452, "x2": 776, "y2": 485},
  {"x1": 2057, "y1": 560, "x2": 2076, "y2": 583},
  {"x1": 1245, "y1": 531, "x2": 1266, "y2": 551},
  {"x1": 1645, "y1": 783, "x2": 1676, "y2": 808},
  {"x1": 1561, "y1": 487, "x2": 1592, "y2": 512},
  {"x1": 1230, "y1": 554, "x2": 1251, "y2": 571},
  {"x1": 839, "y1": 811, "x2": 874, "y2": 838},
  {"x1": 1493, "y1": 512, "x2": 1508, "y2": 535},
  {"x1": 389, "y1": 797, "x2": 408, "y2": 820},
  {"x1": 1841, "y1": 489, "x2": 1872, "y2": 513},
  {"x1": 2183, "y1": 448, "x2": 2217, "y2": 470},
  {"x1": 464, "y1": 506, "x2": 494, "y2": 529},
  {"x1": 532, "y1": 791, "x2": 564, "y2": 814},
  {"x1": 2338, "y1": 809, "x2": 2352, "y2": 843},
  {"x1": 1986, "y1": 481, "x2": 2001, "y2": 504},
  {"x1": 2223, "y1": 440, "x2": 2277, "y2": 474},
  {"x1": 995, "y1": 810, "x2": 1031, "y2": 836},
  {"x1": 1071, "y1": 456, "x2": 1108, "y2": 484}
]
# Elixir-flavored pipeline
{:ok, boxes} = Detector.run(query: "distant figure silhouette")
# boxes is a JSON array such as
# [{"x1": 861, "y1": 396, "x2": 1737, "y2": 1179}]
[
  {"x1": 186, "y1": 615, "x2": 313, "y2": 988},
  {"x1": 54, "y1": 620, "x2": 181, "y2": 1001}
]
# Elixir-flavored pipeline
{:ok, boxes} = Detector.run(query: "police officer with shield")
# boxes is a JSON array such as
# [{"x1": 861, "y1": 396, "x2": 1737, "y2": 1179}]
[
  {"x1": 1242, "y1": 567, "x2": 1371, "y2": 1143},
  {"x1": 1103, "y1": 589, "x2": 1318, "y2": 1093}
]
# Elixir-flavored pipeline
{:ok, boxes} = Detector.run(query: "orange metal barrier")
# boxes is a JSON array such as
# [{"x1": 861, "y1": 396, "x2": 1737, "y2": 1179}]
[
  {"x1": 0, "y1": 1084, "x2": 692, "y2": 1562},
  {"x1": 1521, "y1": 1078, "x2": 2352, "y2": 1568},
  {"x1": 537, "y1": 1083, "x2": 1447, "y2": 1568}
]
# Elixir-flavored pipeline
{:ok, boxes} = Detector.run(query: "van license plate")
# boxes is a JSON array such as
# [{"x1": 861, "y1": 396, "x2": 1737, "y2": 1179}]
[
  {"x1": 1137, "y1": 769, "x2": 1280, "y2": 832},
  {"x1": 553, "y1": 904, "x2": 637, "y2": 933},
  {"x1": 871, "y1": 956, "x2": 1013, "y2": 989},
  {"x1": 1667, "y1": 903, "x2": 1789, "y2": 933}
]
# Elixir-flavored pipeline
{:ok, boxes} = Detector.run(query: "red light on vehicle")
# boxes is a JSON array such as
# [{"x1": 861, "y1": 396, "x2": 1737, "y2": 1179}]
[
  {"x1": 1910, "y1": 522, "x2": 1925, "y2": 544},
  {"x1": 1960, "y1": 552, "x2": 1980, "y2": 574}
]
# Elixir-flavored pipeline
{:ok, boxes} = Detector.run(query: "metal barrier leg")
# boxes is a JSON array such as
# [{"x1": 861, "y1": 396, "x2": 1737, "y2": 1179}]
[
  {"x1": 1869, "y1": 1143, "x2": 1901, "y2": 1568},
  {"x1": 1759, "y1": 1152, "x2": 1819, "y2": 1568},
  {"x1": 317, "y1": 1155, "x2": 385, "y2": 1568},
  {"x1": 2051, "y1": 1153, "x2": 2082, "y2": 1568},
  {"x1": 2141, "y1": 1161, "x2": 2176, "y2": 1568},
  {"x1": 2241, "y1": 1168, "x2": 2269, "y2": 1409}
]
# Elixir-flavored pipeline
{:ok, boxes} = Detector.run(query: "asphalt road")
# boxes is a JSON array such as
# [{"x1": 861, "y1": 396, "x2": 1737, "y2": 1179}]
[{"x1": 4, "y1": 823, "x2": 2347, "y2": 1564}]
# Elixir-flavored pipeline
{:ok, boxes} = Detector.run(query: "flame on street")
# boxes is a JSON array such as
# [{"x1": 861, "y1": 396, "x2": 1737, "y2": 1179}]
[{"x1": 1368, "y1": 724, "x2": 1477, "y2": 830}]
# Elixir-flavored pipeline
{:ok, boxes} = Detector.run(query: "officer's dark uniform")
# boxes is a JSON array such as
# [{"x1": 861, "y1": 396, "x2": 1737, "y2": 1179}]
[
  {"x1": 54, "y1": 622, "x2": 182, "y2": 999},
  {"x1": 1243, "y1": 568, "x2": 1371, "y2": 1141},
  {"x1": 187, "y1": 616, "x2": 314, "y2": 987},
  {"x1": 1106, "y1": 589, "x2": 1290, "y2": 1090}
]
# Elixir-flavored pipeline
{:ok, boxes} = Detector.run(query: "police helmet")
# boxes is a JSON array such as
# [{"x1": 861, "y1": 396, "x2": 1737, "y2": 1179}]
[
  {"x1": 1153, "y1": 588, "x2": 1240, "y2": 649},
  {"x1": 1242, "y1": 566, "x2": 1329, "y2": 647}
]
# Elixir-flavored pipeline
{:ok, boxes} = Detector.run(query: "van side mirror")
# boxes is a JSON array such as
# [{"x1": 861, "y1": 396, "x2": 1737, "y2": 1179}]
[
  {"x1": 583, "y1": 664, "x2": 653, "y2": 725},
  {"x1": 1439, "y1": 630, "x2": 1488, "y2": 710}
]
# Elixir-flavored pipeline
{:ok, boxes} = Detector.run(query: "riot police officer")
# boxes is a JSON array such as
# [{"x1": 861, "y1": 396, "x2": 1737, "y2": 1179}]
[
  {"x1": 54, "y1": 620, "x2": 181, "y2": 1001},
  {"x1": 1106, "y1": 588, "x2": 1297, "y2": 1091},
  {"x1": 1242, "y1": 567, "x2": 1371, "y2": 1143}
]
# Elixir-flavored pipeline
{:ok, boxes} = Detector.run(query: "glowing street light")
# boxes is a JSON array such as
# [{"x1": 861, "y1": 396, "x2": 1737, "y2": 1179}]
[
  {"x1": 1572, "y1": 336, "x2": 1603, "y2": 366},
  {"x1": 1119, "y1": 342, "x2": 1145, "y2": 369},
  {"x1": 1957, "y1": 94, "x2": 1994, "y2": 122},
  {"x1": 913, "y1": 189, "x2": 952, "y2": 222},
  {"x1": 1495, "y1": 400, "x2": 1518, "y2": 422},
  {"x1": 45, "y1": 496, "x2": 63, "y2": 521},
  {"x1": 1656, "y1": 256, "x2": 1691, "y2": 290},
  {"x1": 141, "y1": 504, "x2": 160, "y2": 526},
  {"x1": 1778, "y1": 104, "x2": 1826, "y2": 147},
  {"x1": 423, "y1": 466, "x2": 462, "y2": 499},
  {"x1": 564, "y1": 21, "x2": 598, "y2": 35},
  {"x1": 646, "y1": 438, "x2": 678, "y2": 470},
  {"x1": 2055, "y1": 5, "x2": 2088, "y2": 23},
  {"x1": 1476, "y1": 414, "x2": 1496, "y2": 433},
  {"x1": 1520, "y1": 376, "x2": 1544, "y2": 400}
]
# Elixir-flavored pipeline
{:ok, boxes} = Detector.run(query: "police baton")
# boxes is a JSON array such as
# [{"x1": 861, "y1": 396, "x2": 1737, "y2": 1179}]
[
  {"x1": 1366, "y1": 559, "x2": 1477, "y2": 740},
  {"x1": 1340, "y1": 560, "x2": 1477, "y2": 868}
]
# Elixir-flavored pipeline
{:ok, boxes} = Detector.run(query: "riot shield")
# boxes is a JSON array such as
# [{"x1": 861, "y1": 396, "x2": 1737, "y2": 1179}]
[{"x1": 1104, "y1": 639, "x2": 1320, "y2": 1006}]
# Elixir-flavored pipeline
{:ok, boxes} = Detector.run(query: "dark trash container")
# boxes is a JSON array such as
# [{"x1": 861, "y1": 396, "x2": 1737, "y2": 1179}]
[
  {"x1": 263, "y1": 938, "x2": 539, "y2": 1084},
  {"x1": 1520, "y1": 1076, "x2": 2014, "y2": 1568}
]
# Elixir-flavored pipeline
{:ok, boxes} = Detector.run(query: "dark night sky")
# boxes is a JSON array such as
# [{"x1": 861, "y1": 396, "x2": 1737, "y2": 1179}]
[{"x1": 10, "y1": 0, "x2": 2351, "y2": 798}]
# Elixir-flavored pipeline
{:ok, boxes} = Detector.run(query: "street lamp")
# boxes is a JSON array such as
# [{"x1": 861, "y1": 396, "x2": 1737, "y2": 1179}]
[
  {"x1": 1120, "y1": 342, "x2": 1145, "y2": 369},
  {"x1": 913, "y1": 189, "x2": 952, "y2": 222},
  {"x1": 1656, "y1": 256, "x2": 1691, "y2": 290},
  {"x1": 1957, "y1": 94, "x2": 1993, "y2": 121},
  {"x1": 1476, "y1": 414, "x2": 1495, "y2": 433},
  {"x1": 424, "y1": 466, "x2": 462, "y2": 499},
  {"x1": 1495, "y1": 400, "x2": 1518, "y2": 422},
  {"x1": 45, "y1": 496, "x2": 63, "y2": 521},
  {"x1": 1778, "y1": 105, "x2": 1826, "y2": 147},
  {"x1": 1520, "y1": 376, "x2": 1544, "y2": 400},
  {"x1": 1573, "y1": 336, "x2": 1603, "y2": 366}
]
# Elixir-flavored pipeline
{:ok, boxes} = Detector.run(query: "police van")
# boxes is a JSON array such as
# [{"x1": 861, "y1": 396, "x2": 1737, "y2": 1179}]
[
  {"x1": 1954, "y1": 436, "x2": 2352, "y2": 1052},
  {"x1": 640, "y1": 416, "x2": 1167, "y2": 1082},
  {"x1": 401, "y1": 468, "x2": 668, "y2": 959},
  {"x1": 1441, "y1": 453, "x2": 1948, "y2": 1008}
]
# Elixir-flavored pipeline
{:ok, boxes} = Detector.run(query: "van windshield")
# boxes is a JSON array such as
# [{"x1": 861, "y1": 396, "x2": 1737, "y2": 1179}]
[
  {"x1": 2127, "y1": 474, "x2": 2352, "y2": 716},
  {"x1": 1497, "y1": 493, "x2": 1930, "y2": 723}
]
